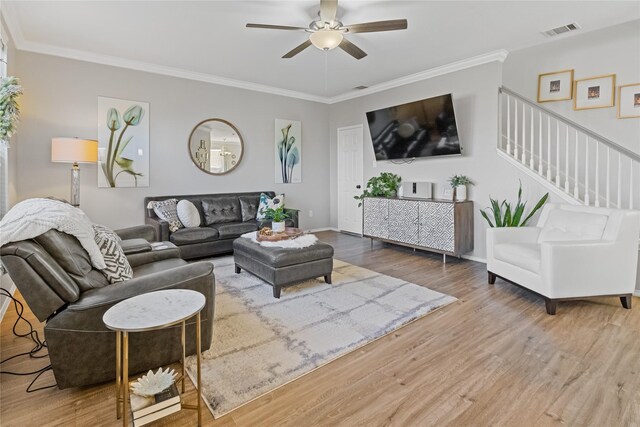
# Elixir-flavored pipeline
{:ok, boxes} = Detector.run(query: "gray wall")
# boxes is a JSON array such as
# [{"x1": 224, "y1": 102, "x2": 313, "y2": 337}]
[
  {"x1": 329, "y1": 61, "x2": 556, "y2": 261},
  {"x1": 2, "y1": 17, "x2": 18, "y2": 209},
  {"x1": 503, "y1": 20, "x2": 640, "y2": 154},
  {"x1": 13, "y1": 51, "x2": 331, "y2": 230}
]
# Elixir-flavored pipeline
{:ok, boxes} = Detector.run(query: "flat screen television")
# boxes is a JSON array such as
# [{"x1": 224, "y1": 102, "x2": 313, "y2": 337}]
[{"x1": 366, "y1": 94, "x2": 461, "y2": 161}]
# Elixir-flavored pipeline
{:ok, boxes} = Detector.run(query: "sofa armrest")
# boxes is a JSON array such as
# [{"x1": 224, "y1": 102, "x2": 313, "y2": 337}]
[
  {"x1": 126, "y1": 245, "x2": 182, "y2": 268},
  {"x1": 285, "y1": 208, "x2": 300, "y2": 228},
  {"x1": 487, "y1": 227, "x2": 540, "y2": 261},
  {"x1": 68, "y1": 262, "x2": 214, "y2": 312},
  {"x1": 115, "y1": 224, "x2": 157, "y2": 242},
  {"x1": 487, "y1": 227, "x2": 541, "y2": 245},
  {"x1": 145, "y1": 217, "x2": 170, "y2": 242},
  {"x1": 541, "y1": 240, "x2": 638, "y2": 297},
  {"x1": 45, "y1": 262, "x2": 215, "y2": 332}
]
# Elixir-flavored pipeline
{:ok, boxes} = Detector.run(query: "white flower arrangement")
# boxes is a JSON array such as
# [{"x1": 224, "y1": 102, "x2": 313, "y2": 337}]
[{"x1": 0, "y1": 76, "x2": 22, "y2": 146}]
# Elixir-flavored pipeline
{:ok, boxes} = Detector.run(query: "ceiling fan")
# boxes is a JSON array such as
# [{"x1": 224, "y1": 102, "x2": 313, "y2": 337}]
[{"x1": 246, "y1": 0, "x2": 408, "y2": 60}]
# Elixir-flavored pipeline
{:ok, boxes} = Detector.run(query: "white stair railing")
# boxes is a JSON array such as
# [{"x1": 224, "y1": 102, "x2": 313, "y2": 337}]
[{"x1": 498, "y1": 86, "x2": 640, "y2": 210}]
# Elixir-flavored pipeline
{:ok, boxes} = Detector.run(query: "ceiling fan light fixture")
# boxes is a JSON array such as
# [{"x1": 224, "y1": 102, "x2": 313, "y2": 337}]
[{"x1": 310, "y1": 29, "x2": 343, "y2": 50}]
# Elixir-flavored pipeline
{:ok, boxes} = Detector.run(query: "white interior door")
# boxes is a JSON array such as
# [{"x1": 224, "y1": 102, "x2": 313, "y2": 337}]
[{"x1": 337, "y1": 125, "x2": 364, "y2": 235}]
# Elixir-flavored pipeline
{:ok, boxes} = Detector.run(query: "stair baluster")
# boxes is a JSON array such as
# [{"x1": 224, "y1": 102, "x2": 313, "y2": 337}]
[
  {"x1": 574, "y1": 130, "x2": 579, "y2": 199},
  {"x1": 498, "y1": 87, "x2": 639, "y2": 211}
]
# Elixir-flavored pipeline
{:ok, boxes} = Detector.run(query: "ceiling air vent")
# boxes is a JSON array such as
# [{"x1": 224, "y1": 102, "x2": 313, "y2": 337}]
[
  {"x1": 354, "y1": 85, "x2": 368, "y2": 90},
  {"x1": 543, "y1": 22, "x2": 581, "y2": 37}
]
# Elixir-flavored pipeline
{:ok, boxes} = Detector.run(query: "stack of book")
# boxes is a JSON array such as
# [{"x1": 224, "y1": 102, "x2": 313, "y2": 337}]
[{"x1": 129, "y1": 382, "x2": 181, "y2": 427}]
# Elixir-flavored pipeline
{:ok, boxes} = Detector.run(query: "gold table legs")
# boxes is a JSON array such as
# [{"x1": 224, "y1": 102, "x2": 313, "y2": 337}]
[{"x1": 114, "y1": 315, "x2": 202, "y2": 426}]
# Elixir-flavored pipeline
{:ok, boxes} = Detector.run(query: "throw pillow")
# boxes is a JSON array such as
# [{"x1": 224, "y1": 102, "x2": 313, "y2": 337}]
[
  {"x1": 93, "y1": 224, "x2": 133, "y2": 284},
  {"x1": 257, "y1": 193, "x2": 285, "y2": 220},
  {"x1": 176, "y1": 200, "x2": 201, "y2": 228},
  {"x1": 147, "y1": 199, "x2": 183, "y2": 232},
  {"x1": 239, "y1": 196, "x2": 260, "y2": 222}
]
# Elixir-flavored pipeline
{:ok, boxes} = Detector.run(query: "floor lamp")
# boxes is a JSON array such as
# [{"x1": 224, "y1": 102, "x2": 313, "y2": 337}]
[{"x1": 51, "y1": 137, "x2": 98, "y2": 207}]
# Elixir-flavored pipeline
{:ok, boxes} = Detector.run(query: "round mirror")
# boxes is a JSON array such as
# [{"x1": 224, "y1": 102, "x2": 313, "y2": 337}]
[{"x1": 188, "y1": 119, "x2": 244, "y2": 175}]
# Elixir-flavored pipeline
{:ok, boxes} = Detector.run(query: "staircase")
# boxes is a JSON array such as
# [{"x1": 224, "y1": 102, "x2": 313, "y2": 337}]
[{"x1": 498, "y1": 86, "x2": 639, "y2": 210}]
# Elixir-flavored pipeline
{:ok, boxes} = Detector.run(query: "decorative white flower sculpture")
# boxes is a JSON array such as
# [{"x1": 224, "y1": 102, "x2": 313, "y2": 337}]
[{"x1": 130, "y1": 367, "x2": 177, "y2": 397}]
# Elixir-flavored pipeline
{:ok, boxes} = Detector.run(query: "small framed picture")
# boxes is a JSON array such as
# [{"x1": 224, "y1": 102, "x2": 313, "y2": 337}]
[
  {"x1": 573, "y1": 74, "x2": 616, "y2": 110},
  {"x1": 617, "y1": 83, "x2": 640, "y2": 119},
  {"x1": 537, "y1": 69, "x2": 574, "y2": 102}
]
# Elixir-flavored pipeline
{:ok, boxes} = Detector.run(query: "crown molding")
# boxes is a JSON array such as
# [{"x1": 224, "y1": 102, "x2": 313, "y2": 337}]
[
  {"x1": 2, "y1": 4, "x2": 508, "y2": 105},
  {"x1": 17, "y1": 39, "x2": 333, "y2": 103},
  {"x1": 326, "y1": 49, "x2": 509, "y2": 104}
]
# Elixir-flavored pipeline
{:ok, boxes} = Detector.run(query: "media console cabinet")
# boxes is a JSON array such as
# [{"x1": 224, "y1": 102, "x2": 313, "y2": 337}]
[{"x1": 363, "y1": 197, "x2": 474, "y2": 262}]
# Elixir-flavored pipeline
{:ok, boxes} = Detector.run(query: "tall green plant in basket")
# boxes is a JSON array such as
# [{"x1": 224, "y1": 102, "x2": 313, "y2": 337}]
[{"x1": 481, "y1": 182, "x2": 549, "y2": 227}]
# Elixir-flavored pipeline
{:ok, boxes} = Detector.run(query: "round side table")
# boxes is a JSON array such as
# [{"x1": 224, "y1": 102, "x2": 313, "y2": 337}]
[{"x1": 103, "y1": 289, "x2": 206, "y2": 427}]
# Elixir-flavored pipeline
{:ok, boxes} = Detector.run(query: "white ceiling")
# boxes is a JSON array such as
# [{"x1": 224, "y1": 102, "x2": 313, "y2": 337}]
[{"x1": 3, "y1": 1, "x2": 639, "y2": 102}]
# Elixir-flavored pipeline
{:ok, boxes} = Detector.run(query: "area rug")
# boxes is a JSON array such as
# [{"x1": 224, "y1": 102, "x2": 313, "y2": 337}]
[{"x1": 185, "y1": 256, "x2": 456, "y2": 418}]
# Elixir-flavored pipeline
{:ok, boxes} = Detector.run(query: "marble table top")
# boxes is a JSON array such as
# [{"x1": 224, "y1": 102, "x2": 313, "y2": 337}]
[{"x1": 103, "y1": 290, "x2": 206, "y2": 332}]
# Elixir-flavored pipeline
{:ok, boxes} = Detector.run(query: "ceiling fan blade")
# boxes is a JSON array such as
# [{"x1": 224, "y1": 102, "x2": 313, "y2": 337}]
[
  {"x1": 339, "y1": 38, "x2": 367, "y2": 60},
  {"x1": 282, "y1": 39, "x2": 313, "y2": 58},
  {"x1": 246, "y1": 23, "x2": 307, "y2": 31},
  {"x1": 320, "y1": 0, "x2": 338, "y2": 23},
  {"x1": 345, "y1": 19, "x2": 408, "y2": 34}
]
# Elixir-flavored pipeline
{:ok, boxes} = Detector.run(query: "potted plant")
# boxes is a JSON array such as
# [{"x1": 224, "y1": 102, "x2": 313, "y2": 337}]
[
  {"x1": 448, "y1": 174, "x2": 473, "y2": 201},
  {"x1": 354, "y1": 172, "x2": 402, "y2": 207},
  {"x1": 262, "y1": 205, "x2": 290, "y2": 233},
  {"x1": 480, "y1": 182, "x2": 549, "y2": 227},
  {"x1": 0, "y1": 76, "x2": 23, "y2": 145}
]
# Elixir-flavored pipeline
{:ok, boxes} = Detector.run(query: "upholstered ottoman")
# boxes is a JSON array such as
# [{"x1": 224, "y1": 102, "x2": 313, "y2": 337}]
[{"x1": 233, "y1": 238, "x2": 334, "y2": 298}]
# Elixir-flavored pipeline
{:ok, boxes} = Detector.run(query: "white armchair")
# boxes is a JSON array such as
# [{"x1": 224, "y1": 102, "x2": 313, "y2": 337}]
[{"x1": 486, "y1": 203, "x2": 640, "y2": 314}]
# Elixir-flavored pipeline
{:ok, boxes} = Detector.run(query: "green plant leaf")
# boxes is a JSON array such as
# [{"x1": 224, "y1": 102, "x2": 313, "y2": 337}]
[
  {"x1": 490, "y1": 198, "x2": 503, "y2": 227},
  {"x1": 480, "y1": 209, "x2": 495, "y2": 227},
  {"x1": 521, "y1": 193, "x2": 549, "y2": 226},
  {"x1": 503, "y1": 202, "x2": 512, "y2": 227},
  {"x1": 512, "y1": 202, "x2": 525, "y2": 226}
]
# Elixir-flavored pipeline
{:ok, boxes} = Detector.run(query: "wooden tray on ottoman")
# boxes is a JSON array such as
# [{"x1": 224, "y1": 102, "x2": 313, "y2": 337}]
[{"x1": 256, "y1": 227, "x2": 304, "y2": 242}]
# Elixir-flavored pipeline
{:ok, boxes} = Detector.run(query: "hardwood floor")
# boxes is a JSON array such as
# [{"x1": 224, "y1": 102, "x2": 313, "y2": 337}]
[{"x1": 1, "y1": 230, "x2": 639, "y2": 426}]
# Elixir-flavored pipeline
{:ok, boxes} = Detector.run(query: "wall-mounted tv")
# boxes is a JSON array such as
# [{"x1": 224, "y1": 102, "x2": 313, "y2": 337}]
[{"x1": 366, "y1": 94, "x2": 461, "y2": 161}]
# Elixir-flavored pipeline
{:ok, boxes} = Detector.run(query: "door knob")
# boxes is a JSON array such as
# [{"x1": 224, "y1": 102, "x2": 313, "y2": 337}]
[{"x1": 356, "y1": 185, "x2": 361, "y2": 189}]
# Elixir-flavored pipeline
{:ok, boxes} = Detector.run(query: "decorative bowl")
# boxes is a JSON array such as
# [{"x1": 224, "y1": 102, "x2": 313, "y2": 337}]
[{"x1": 130, "y1": 367, "x2": 177, "y2": 397}]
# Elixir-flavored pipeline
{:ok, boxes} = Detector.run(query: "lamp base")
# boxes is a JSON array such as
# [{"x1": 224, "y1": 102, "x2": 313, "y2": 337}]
[{"x1": 70, "y1": 162, "x2": 80, "y2": 207}]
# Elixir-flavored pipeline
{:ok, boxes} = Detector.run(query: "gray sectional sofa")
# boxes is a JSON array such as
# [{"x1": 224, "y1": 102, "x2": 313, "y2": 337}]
[{"x1": 144, "y1": 191, "x2": 299, "y2": 260}]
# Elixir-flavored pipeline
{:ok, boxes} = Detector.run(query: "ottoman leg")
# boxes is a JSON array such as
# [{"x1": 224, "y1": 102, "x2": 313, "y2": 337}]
[
  {"x1": 235, "y1": 265, "x2": 241, "y2": 274},
  {"x1": 273, "y1": 286, "x2": 281, "y2": 299},
  {"x1": 324, "y1": 274, "x2": 332, "y2": 284}
]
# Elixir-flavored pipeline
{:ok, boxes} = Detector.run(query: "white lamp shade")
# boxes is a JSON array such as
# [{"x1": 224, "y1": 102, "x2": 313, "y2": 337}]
[
  {"x1": 51, "y1": 138, "x2": 98, "y2": 163},
  {"x1": 310, "y1": 30, "x2": 343, "y2": 50}
]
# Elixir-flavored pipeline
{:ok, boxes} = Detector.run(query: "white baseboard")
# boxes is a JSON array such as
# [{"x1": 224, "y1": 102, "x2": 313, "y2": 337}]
[
  {"x1": 0, "y1": 274, "x2": 16, "y2": 321},
  {"x1": 635, "y1": 290, "x2": 640, "y2": 297},
  {"x1": 307, "y1": 227, "x2": 340, "y2": 233},
  {"x1": 461, "y1": 254, "x2": 487, "y2": 264}
]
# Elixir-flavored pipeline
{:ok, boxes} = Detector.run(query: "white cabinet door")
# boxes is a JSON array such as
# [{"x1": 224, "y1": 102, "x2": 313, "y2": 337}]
[
  {"x1": 388, "y1": 199, "x2": 419, "y2": 245},
  {"x1": 363, "y1": 198, "x2": 388, "y2": 239},
  {"x1": 419, "y1": 202, "x2": 455, "y2": 252}
]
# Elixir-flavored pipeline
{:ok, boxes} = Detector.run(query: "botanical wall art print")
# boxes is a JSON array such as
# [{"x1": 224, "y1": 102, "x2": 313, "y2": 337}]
[
  {"x1": 98, "y1": 96, "x2": 150, "y2": 188},
  {"x1": 573, "y1": 74, "x2": 616, "y2": 111},
  {"x1": 537, "y1": 69, "x2": 574, "y2": 103},
  {"x1": 275, "y1": 119, "x2": 302, "y2": 184},
  {"x1": 617, "y1": 83, "x2": 640, "y2": 119}
]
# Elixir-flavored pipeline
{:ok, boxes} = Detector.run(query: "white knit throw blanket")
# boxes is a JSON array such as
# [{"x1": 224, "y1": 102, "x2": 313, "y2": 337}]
[
  {"x1": 241, "y1": 231, "x2": 318, "y2": 248},
  {"x1": 0, "y1": 198, "x2": 106, "y2": 270}
]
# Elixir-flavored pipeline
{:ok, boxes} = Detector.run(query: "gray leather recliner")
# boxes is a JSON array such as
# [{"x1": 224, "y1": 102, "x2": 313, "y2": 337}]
[{"x1": 0, "y1": 225, "x2": 215, "y2": 389}]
